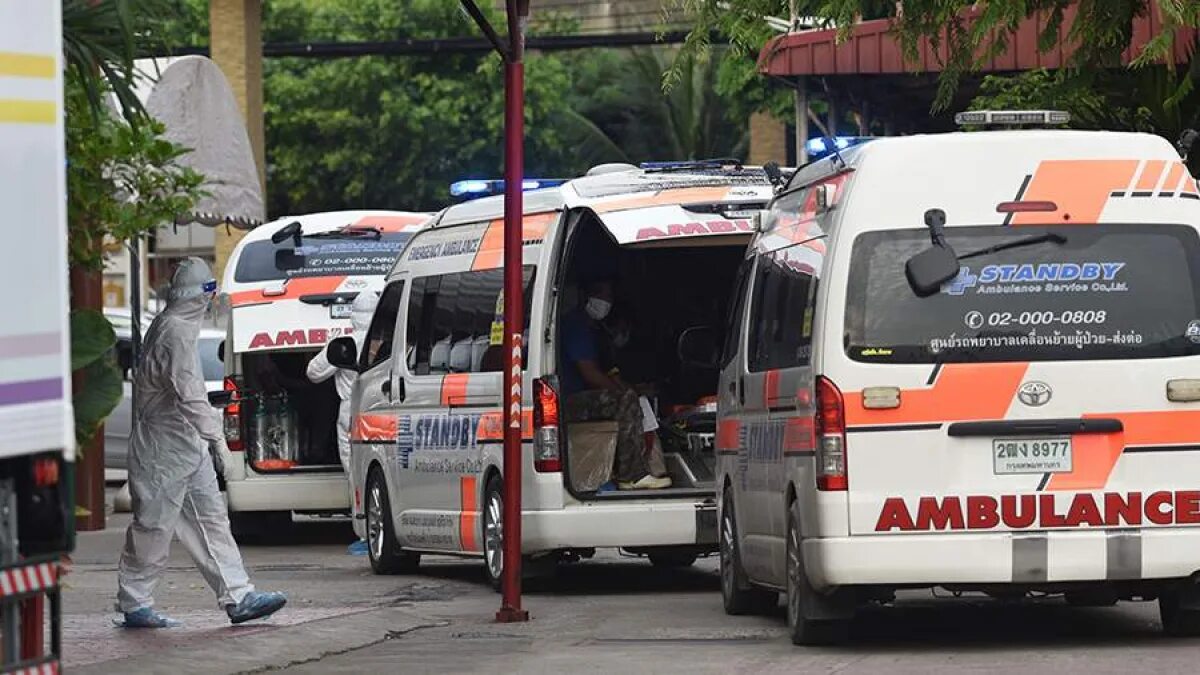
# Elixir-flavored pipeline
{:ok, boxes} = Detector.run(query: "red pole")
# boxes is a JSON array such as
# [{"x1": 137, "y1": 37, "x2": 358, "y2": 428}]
[{"x1": 496, "y1": 0, "x2": 530, "y2": 624}]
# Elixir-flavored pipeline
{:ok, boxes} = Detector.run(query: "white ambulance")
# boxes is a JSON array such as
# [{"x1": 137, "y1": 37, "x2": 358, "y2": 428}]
[
  {"x1": 217, "y1": 210, "x2": 429, "y2": 536},
  {"x1": 333, "y1": 164, "x2": 781, "y2": 583},
  {"x1": 717, "y1": 111, "x2": 1200, "y2": 643}
]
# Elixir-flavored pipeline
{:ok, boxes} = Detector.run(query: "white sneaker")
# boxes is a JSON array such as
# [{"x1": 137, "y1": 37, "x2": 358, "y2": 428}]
[{"x1": 618, "y1": 474, "x2": 673, "y2": 490}]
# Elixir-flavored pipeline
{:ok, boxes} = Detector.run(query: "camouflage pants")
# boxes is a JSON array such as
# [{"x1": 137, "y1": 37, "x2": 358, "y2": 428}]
[{"x1": 563, "y1": 388, "x2": 650, "y2": 483}]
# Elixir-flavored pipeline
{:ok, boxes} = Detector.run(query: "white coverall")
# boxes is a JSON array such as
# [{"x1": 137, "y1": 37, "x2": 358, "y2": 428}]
[
  {"x1": 306, "y1": 290, "x2": 378, "y2": 472},
  {"x1": 117, "y1": 258, "x2": 254, "y2": 613}
]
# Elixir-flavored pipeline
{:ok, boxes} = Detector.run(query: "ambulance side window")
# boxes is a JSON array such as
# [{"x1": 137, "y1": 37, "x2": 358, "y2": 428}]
[
  {"x1": 721, "y1": 257, "x2": 754, "y2": 368},
  {"x1": 362, "y1": 281, "x2": 405, "y2": 371},
  {"x1": 405, "y1": 267, "x2": 536, "y2": 376},
  {"x1": 747, "y1": 253, "x2": 816, "y2": 372}
]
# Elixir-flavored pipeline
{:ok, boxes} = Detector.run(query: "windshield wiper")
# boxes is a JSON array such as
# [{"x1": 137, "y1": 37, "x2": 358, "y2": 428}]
[
  {"x1": 305, "y1": 227, "x2": 382, "y2": 240},
  {"x1": 957, "y1": 232, "x2": 1067, "y2": 261}
]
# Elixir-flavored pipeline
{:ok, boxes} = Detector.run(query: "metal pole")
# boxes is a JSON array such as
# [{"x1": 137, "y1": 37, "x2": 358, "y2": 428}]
[
  {"x1": 496, "y1": 0, "x2": 530, "y2": 624},
  {"x1": 128, "y1": 239, "x2": 143, "y2": 414}
]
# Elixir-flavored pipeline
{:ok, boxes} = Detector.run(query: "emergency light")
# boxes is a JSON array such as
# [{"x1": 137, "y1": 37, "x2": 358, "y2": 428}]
[
  {"x1": 449, "y1": 178, "x2": 567, "y2": 199},
  {"x1": 806, "y1": 136, "x2": 871, "y2": 158},
  {"x1": 955, "y1": 110, "x2": 1071, "y2": 127}
]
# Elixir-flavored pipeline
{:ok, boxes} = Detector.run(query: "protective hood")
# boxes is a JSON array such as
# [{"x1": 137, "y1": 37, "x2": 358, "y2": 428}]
[
  {"x1": 163, "y1": 257, "x2": 215, "y2": 324},
  {"x1": 350, "y1": 291, "x2": 379, "y2": 334}
]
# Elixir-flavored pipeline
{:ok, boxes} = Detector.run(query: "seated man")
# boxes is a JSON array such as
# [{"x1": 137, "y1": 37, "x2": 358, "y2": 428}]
[{"x1": 561, "y1": 279, "x2": 670, "y2": 490}]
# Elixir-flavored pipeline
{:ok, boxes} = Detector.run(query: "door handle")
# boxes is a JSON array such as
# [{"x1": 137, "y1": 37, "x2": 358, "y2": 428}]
[{"x1": 382, "y1": 380, "x2": 392, "y2": 397}]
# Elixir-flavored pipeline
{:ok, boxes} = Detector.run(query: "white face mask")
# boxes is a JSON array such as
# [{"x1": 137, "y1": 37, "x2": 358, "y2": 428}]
[{"x1": 585, "y1": 297, "x2": 612, "y2": 321}]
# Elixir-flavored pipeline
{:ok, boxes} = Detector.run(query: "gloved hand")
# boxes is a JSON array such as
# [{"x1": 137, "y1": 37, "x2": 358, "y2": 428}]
[{"x1": 208, "y1": 438, "x2": 227, "y2": 477}]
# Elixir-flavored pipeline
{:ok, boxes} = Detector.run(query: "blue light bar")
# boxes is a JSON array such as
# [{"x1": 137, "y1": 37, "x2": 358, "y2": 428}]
[{"x1": 450, "y1": 178, "x2": 567, "y2": 199}]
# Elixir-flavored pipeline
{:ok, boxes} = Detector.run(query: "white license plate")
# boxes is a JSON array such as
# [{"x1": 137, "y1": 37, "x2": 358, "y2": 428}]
[
  {"x1": 330, "y1": 304, "x2": 353, "y2": 319},
  {"x1": 992, "y1": 438, "x2": 1073, "y2": 475}
]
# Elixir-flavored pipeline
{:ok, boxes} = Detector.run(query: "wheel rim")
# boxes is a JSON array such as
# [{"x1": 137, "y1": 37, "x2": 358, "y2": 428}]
[
  {"x1": 485, "y1": 489, "x2": 503, "y2": 580},
  {"x1": 367, "y1": 482, "x2": 385, "y2": 561},
  {"x1": 787, "y1": 516, "x2": 802, "y2": 627},
  {"x1": 720, "y1": 503, "x2": 736, "y2": 599}
]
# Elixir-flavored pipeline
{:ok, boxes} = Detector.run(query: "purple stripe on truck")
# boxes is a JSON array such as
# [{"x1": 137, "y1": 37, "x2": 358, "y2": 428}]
[
  {"x1": 0, "y1": 378, "x2": 64, "y2": 406},
  {"x1": 0, "y1": 332, "x2": 62, "y2": 359}
]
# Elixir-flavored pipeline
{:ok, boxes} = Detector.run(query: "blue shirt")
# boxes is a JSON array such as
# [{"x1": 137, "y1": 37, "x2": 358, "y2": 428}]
[{"x1": 561, "y1": 307, "x2": 598, "y2": 396}]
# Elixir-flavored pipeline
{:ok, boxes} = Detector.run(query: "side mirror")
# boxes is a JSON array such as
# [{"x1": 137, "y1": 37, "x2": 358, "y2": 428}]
[
  {"x1": 207, "y1": 390, "x2": 233, "y2": 408},
  {"x1": 905, "y1": 248, "x2": 961, "y2": 297},
  {"x1": 274, "y1": 249, "x2": 306, "y2": 272},
  {"x1": 327, "y1": 336, "x2": 359, "y2": 371},
  {"x1": 678, "y1": 326, "x2": 720, "y2": 369},
  {"x1": 217, "y1": 340, "x2": 225, "y2": 363},
  {"x1": 270, "y1": 220, "x2": 302, "y2": 245}
]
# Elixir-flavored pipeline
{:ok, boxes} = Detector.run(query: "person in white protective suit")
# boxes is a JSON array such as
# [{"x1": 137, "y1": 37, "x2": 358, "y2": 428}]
[
  {"x1": 117, "y1": 258, "x2": 287, "y2": 628},
  {"x1": 306, "y1": 290, "x2": 379, "y2": 554}
]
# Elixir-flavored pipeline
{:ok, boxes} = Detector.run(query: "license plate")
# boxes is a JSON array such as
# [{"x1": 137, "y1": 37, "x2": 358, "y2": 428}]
[
  {"x1": 330, "y1": 304, "x2": 353, "y2": 319},
  {"x1": 992, "y1": 438, "x2": 1073, "y2": 475}
]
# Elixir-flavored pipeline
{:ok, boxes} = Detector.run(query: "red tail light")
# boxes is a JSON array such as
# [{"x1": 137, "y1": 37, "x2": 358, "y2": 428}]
[
  {"x1": 533, "y1": 379, "x2": 561, "y2": 473},
  {"x1": 223, "y1": 376, "x2": 244, "y2": 451},
  {"x1": 815, "y1": 376, "x2": 848, "y2": 491},
  {"x1": 33, "y1": 456, "x2": 59, "y2": 488}
]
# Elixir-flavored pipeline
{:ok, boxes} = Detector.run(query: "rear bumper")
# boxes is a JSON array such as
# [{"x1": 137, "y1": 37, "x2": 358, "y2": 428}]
[
  {"x1": 521, "y1": 499, "x2": 717, "y2": 553},
  {"x1": 226, "y1": 473, "x2": 350, "y2": 513},
  {"x1": 805, "y1": 527, "x2": 1200, "y2": 588}
]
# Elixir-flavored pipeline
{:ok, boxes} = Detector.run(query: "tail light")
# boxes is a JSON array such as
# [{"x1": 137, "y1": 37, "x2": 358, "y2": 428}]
[
  {"x1": 815, "y1": 376, "x2": 847, "y2": 491},
  {"x1": 32, "y1": 456, "x2": 59, "y2": 488},
  {"x1": 223, "y1": 376, "x2": 244, "y2": 451},
  {"x1": 533, "y1": 378, "x2": 561, "y2": 473}
]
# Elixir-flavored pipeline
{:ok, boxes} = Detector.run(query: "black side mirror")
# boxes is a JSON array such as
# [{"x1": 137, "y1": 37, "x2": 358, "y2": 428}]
[
  {"x1": 217, "y1": 340, "x2": 225, "y2": 363},
  {"x1": 678, "y1": 326, "x2": 720, "y2": 369},
  {"x1": 275, "y1": 249, "x2": 306, "y2": 272},
  {"x1": 905, "y1": 208, "x2": 961, "y2": 297},
  {"x1": 327, "y1": 336, "x2": 359, "y2": 371},
  {"x1": 271, "y1": 220, "x2": 303, "y2": 245},
  {"x1": 207, "y1": 390, "x2": 233, "y2": 408}
]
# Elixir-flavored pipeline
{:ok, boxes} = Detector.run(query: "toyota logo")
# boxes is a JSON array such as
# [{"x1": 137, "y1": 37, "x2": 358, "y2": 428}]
[{"x1": 1017, "y1": 381, "x2": 1052, "y2": 407}]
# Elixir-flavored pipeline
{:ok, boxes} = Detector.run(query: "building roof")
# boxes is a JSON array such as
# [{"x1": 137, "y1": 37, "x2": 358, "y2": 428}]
[{"x1": 760, "y1": 5, "x2": 1198, "y2": 78}]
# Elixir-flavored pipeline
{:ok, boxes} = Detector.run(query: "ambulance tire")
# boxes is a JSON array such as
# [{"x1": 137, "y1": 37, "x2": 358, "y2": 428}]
[
  {"x1": 483, "y1": 476, "x2": 505, "y2": 591},
  {"x1": 1159, "y1": 588, "x2": 1200, "y2": 637},
  {"x1": 720, "y1": 490, "x2": 778, "y2": 616},
  {"x1": 786, "y1": 500, "x2": 850, "y2": 646},
  {"x1": 366, "y1": 468, "x2": 420, "y2": 575}
]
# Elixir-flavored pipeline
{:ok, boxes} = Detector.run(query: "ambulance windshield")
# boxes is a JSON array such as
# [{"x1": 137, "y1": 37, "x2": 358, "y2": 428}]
[
  {"x1": 234, "y1": 231, "x2": 414, "y2": 283},
  {"x1": 845, "y1": 224, "x2": 1200, "y2": 363}
]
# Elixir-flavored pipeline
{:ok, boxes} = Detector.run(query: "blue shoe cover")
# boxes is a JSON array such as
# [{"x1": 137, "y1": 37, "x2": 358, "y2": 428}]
[
  {"x1": 227, "y1": 591, "x2": 287, "y2": 624},
  {"x1": 121, "y1": 607, "x2": 181, "y2": 628},
  {"x1": 347, "y1": 539, "x2": 369, "y2": 556}
]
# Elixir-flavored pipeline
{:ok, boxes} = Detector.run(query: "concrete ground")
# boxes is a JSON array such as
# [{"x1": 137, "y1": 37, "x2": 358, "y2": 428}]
[{"x1": 62, "y1": 491, "x2": 1200, "y2": 674}]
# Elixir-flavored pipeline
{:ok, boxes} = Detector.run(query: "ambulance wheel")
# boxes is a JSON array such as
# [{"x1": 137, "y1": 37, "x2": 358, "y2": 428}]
[
  {"x1": 1159, "y1": 587, "x2": 1200, "y2": 637},
  {"x1": 787, "y1": 500, "x2": 849, "y2": 646},
  {"x1": 720, "y1": 490, "x2": 777, "y2": 616},
  {"x1": 366, "y1": 468, "x2": 419, "y2": 575},
  {"x1": 483, "y1": 476, "x2": 505, "y2": 590}
]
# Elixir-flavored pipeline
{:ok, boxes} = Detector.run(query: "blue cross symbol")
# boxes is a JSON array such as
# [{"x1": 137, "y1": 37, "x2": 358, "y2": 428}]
[{"x1": 943, "y1": 266, "x2": 978, "y2": 296}]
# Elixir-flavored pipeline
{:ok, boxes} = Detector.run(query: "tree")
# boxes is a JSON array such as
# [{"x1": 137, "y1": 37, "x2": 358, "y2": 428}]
[{"x1": 672, "y1": 1, "x2": 1200, "y2": 112}]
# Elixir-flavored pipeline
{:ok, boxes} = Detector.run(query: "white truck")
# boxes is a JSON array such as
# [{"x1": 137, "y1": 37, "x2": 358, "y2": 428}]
[{"x1": 0, "y1": 0, "x2": 74, "y2": 670}]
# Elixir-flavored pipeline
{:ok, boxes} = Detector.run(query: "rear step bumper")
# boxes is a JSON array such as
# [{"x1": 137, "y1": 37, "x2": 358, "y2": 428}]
[
  {"x1": 521, "y1": 498, "x2": 717, "y2": 552},
  {"x1": 805, "y1": 528, "x2": 1200, "y2": 589},
  {"x1": 226, "y1": 473, "x2": 349, "y2": 512}
]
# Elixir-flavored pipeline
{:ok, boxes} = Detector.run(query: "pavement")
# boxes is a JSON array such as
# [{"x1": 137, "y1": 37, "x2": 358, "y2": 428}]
[{"x1": 61, "y1": 489, "x2": 1200, "y2": 674}]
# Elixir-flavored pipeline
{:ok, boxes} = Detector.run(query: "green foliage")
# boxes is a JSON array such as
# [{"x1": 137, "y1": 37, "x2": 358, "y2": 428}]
[
  {"x1": 65, "y1": 74, "x2": 207, "y2": 271},
  {"x1": 69, "y1": 310, "x2": 121, "y2": 449},
  {"x1": 154, "y1": 0, "x2": 752, "y2": 213},
  {"x1": 675, "y1": 1, "x2": 1200, "y2": 113}
]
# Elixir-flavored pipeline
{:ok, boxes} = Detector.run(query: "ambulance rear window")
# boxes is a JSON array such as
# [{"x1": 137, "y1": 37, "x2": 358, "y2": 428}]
[
  {"x1": 845, "y1": 224, "x2": 1200, "y2": 363},
  {"x1": 233, "y1": 232, "x2": 413, "y2": 283}
]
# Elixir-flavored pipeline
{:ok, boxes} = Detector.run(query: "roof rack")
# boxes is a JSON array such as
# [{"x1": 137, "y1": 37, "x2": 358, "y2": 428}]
[
  {"x1": 955, "y1": 110, "x2": 1071, "y2": 127},
  {"x1": 640, "y1": 158, "x2": 744, "y2": 173}
]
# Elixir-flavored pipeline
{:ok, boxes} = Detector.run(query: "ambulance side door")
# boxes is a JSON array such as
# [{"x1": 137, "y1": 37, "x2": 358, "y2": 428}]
[{"x1": 353, "y1": 280, "x2": 407, "y2": 524}]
